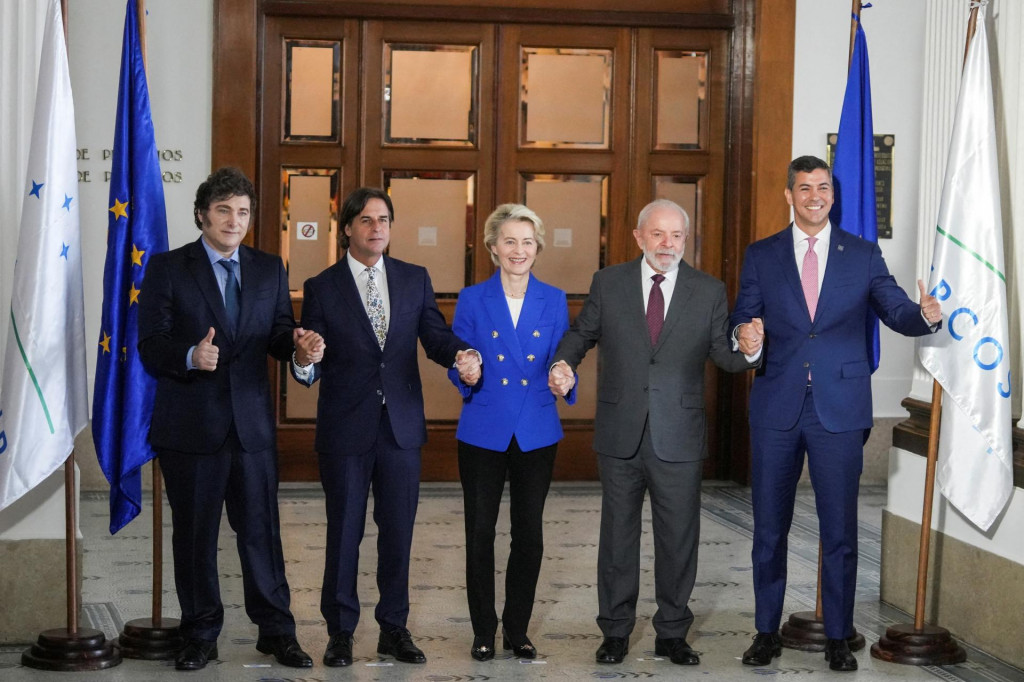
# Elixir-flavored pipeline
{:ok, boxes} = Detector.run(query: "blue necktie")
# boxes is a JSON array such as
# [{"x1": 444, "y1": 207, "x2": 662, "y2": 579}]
[{"x1": 218, "y1": 259, "x2": 240, "y2": 332}]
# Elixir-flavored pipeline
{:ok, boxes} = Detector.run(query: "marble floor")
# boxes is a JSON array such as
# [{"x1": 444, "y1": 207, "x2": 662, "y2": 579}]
[{"x1": 1, "y1": 481, "x2": 1021, "y2": 681}]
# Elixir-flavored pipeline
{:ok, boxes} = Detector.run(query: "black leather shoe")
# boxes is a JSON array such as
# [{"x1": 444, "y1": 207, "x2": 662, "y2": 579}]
[
  {"x1": 471, "y1": 635, "x2": 495, "y2": 661},
  {"x1": 175, "y1": 639, "x2": 217, "y2": 671},
  {"x1": 377, "y1": 627, "x2": 427, "y2": 664},
  {"x1": 256, "y1": 634, "x2": 313, "y2": 668},
  {"x1": 824, "y1": 638, "x2": 858, "y2": 671},
  {"x1": 654, "y1": 637, "x2": 700, "y2": 665},
  {"x1": 595, "y1": 636, "x2": 628, "y2": 664},
  {"x1": 742, "y1": 631, "x2": 782, "y2": 666},
  {"x1": 502, "y1": 631, "x2": 537, "y2": 659},
  {"x1": 323, "y1": 632, "x2": 354, "y2": 667}
]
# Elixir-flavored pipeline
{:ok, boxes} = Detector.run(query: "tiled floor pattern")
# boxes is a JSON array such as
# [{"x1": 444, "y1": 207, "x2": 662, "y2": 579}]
[{"x1": 2, "y1": 481, "x2": 1021, "y2": 681}]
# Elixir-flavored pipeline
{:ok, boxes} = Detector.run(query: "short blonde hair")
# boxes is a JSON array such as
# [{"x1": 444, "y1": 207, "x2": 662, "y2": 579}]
[{"x1": 483, "y1": 204, "x2": 545, "y2": 267}]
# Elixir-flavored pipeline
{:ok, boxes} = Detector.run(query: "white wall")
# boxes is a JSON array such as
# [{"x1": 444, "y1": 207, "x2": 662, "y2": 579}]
[
  {"x1": 792, "y1": 1, "x2": 928, "y2": 417},
  {"x1": 67, "y1": 0, "x2": 213, "y2": 402}
]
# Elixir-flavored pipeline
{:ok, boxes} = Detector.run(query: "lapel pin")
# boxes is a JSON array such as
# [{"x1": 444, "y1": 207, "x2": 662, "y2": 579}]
[{"x1": 838, "y1": 244, "x2": 845, "y2": 252}]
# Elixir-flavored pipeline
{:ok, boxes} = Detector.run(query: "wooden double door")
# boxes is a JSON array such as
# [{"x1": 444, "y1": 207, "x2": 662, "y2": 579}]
[{"x1": 220, "y1": 1, "x2": 764, "y2": 482}]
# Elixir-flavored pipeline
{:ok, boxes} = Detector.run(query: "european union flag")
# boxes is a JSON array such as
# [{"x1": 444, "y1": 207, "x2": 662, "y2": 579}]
[
  {"x1": 830, "y1": 12, "x2": 880, "y2": 371},
  {"x1": 93, "y1": 0, "x2": 168, "y2": 534}
]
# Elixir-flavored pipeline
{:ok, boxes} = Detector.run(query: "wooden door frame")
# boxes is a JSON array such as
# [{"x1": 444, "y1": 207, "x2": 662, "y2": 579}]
[{"x1": 210, "y1": 0, "x2": 795, "y2": 483}]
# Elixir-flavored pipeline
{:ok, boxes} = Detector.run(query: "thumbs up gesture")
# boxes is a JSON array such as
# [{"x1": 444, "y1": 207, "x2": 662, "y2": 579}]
[{"x1": 193, "y1": 327, "x2": 219, "y2": 371}]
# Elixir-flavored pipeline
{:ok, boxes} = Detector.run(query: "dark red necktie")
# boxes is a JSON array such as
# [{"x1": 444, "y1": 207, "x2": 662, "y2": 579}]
[{"x1": 647, "y1": 274, "x2": 665, "y2": 345}]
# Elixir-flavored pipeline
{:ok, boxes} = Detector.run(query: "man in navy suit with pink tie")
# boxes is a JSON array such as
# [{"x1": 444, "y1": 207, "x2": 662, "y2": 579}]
[{"x1": 731, "y1": 156, "x2": 942, "y2": 672}]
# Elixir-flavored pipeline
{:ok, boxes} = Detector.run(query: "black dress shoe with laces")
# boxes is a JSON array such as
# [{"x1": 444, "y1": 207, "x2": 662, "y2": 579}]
[
  {"x1": 502, "y1": 631, "x2": 537, "y2": 659},
  {"x1": 742, "y1": 631, "x2": 782, "y2": 666},
  {"x1": 595, "y1": 636, "x2": 628, "y2": 664},
  {"x1": 824, "y1": 638, "x2": 858, "y2": 671},
  {"x1": 175, "y1": 639, "x2": 218, "y2": 671},
  {"x1": 377, "y1": 627, "x2": 427, "y2": 664},
  {"x1": 323, "y1": 632, "x2": 354, "y2": 667},
  {"x1": 654, "y1": 637, "x2": 700, "y2": 665},
  {"x1": 471, "y1": 635, "x2": 495, "y2": 661},
  {"x1": 256, "y1": 634, "x2": 313, "y2": 668}
]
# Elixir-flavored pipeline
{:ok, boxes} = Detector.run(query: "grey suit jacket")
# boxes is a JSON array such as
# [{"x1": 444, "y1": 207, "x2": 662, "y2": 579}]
[{"x1": 553, "y1": 257, "x2": 753, "y2": 462}]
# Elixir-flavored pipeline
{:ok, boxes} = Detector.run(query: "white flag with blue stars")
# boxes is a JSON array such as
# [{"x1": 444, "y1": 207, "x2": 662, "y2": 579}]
[{"x1": 0, "y1": 0, "x2": 88, "y2": 511}]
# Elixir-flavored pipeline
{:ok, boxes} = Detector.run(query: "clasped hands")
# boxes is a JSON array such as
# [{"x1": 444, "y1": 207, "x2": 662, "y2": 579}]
[
  {"x1": 736, "y1": 318, "x2": 764, "y2": 356},
  {"x1": 547, "y1": 360, "x2": 575, "y2": 397},
  {"x1": 456, "y1": 350, "x2": 482, "y2": 386},
  {"x1": 294, "y1": 327, "x2": 326, "y2": 366}
]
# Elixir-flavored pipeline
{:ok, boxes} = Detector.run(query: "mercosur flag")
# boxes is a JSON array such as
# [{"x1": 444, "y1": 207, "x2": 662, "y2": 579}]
[
  {"x1": 918, "y1": 10, "x2": 1011, "y2": 531},
  {"x1": 0, "y1": 0, "x2": 88, "y2": 510}
]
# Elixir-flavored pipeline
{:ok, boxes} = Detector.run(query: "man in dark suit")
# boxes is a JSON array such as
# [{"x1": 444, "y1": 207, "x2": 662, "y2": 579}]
[
  {"x1": 139, "y1": 167, "x2": 321, "y2": 671},
  {"x1": 548, "y1": 199, "x2": 756, "y2": 666},
  {"x1": 293, "y1": 187, "x2": 480, "y2": 667},
  {"x1": 730, "y1": 156, "x2": 941, "y2": 671}
]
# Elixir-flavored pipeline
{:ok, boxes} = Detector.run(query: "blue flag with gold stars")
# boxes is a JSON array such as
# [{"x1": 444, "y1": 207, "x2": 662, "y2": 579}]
[{"x1": 93, "y1": 0, "x2": 168, "y2": 534}]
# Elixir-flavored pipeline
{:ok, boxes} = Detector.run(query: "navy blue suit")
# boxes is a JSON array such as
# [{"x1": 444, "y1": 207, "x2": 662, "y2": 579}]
[
  {"x1": 297, "y1": 254, "x2": 467, "y2": 635},
  {"x1": 447, "y1": 272, "x2": 575, "y2": 640},
  {"x1": 731, "y1": 225, "x2": 934, "y2": 638},
  {"x1": 138, "y1": 238, "x2": 298, "y2": 642}
]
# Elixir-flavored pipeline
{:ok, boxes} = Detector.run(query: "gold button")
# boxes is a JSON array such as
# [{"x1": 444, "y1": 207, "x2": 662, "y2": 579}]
[
  {"x1": 527, "y1": 354, "x2": 535, "y2": 362},
  {"x1": 532, "y1": 330, "x2": 540, "y2": 337},
  {"x1": 521, "y1": 379, "x2": 529, "y2": 386},
  {"x1": 492, "y1": 330, "x2": 499, "y2": 338},
  {"x1": 501, "y1": 378, "x2": 509, "y2": 385},
  {"x1": 497, "y1": 354, "x2": 505, "y2": 362}
]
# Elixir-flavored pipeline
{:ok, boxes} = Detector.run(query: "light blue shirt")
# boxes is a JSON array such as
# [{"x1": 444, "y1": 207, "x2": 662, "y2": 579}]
[{"x1": 186, "y1": 239, "x2": 241, "y2": 370}]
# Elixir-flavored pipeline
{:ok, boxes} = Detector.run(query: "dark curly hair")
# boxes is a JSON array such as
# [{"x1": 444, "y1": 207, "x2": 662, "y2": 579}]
[{"x1": 193, "y1": 167, "x2": 256, "y2": 229}]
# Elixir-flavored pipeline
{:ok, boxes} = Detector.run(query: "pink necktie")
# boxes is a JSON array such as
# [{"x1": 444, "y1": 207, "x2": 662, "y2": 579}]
[
  {"x1": 647, "y1": 274, "x2": 665, "y2": 345},
  {"x1": 801, "y1": 236, "x2": 818, "y2": 321}
]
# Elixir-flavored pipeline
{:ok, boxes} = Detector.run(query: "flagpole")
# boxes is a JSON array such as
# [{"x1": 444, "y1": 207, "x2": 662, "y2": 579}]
[
  {"x1": 871, "y1": 4, "x2": 976, "y2": 665},
  {"x1": 779, "y1": 2, "x2": 870, "y2": 655},
  {"x1": 114, "y1": 0, "x2": 182, "y2": 659},
  {"x1": 19, "y1": 1, "x2": 120, "y2": 672}
]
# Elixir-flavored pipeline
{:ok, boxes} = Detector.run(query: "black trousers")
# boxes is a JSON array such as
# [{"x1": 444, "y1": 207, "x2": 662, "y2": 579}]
[
  {"x1": 159, "y1": 428, "x2": 296, "y2": 642},
  {"x1": 458, "y1": 437, "x2": 557, "y2": 640}
]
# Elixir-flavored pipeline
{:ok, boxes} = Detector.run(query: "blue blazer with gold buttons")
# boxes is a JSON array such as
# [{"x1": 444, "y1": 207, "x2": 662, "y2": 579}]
[{"x1": 448, "y1": 271, "x2": 576, "y2": 452}]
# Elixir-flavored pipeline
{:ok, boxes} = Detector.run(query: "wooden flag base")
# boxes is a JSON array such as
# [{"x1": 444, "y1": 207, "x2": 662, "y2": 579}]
[
  {"x1": 117, "y1": 617, "x2": 183, "y2": 660},
  {"x1": 21, "y1": 627, "x2": 122, "y2": 671},
  {"x1": 781, "y1": 611, "x2": 866, "y2": 652},
  {"x1": 870, "y1": 623, "x2": 966, "y2": 666}
]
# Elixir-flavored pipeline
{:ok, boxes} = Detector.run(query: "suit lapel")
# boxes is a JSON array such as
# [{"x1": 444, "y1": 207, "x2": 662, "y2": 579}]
[
  {"x1": 771, "y1": 225, "x2": 811, "y2": 322},
  {"x1": 186, "y1": 238, "x2": 234, "y2": 340},
  {"x1": 332, "y1": 257, "x2": 380, "y2": 349},
  {"x1": 815, "y1": 228, "x2": 849, "y2": 325},
  {"x1": 479, "y1": 273, "x2": 522, "y2": 373},
  {"x1": 236, "y1": 246, "x2": 258, "y2": 336},
  {"x1": 656, "y1": 262, "x2": 694, "y2": 352},
  {"x1": 515, "y1": 273, "x2": 546, "y2": 359}
]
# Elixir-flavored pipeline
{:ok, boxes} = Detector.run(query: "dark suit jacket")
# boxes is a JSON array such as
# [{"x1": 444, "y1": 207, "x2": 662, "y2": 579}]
[
  {"x1": 554, "y1": 257, "x2": 753, "y2": 462},
  {"x1": 730, "y1": 225, "x2": 934, "y2": 433},
  {"x1": 138, "y1": 238, "x2": 295, "y2": 454},
  {"x1": 299, "y1": 255, "x2": 467, "y2": 455},
  {"x1": 446, "y1": 271, "x2": 576, "y2": 453}
]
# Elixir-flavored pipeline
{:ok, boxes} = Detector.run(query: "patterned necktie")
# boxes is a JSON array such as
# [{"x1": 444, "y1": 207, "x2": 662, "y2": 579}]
[
  {"x1": 218, "y1": 259, "x2": 240, "y2": 331},
  {"x1": 365, "y1": 266, "x2": 387, "y2": 349},
  {"x1": 647, "y1": 274, "x2": 666, "y2": 345},
  {"x1": 801, "y1": 236, "x2": 818, "y2": 321}
]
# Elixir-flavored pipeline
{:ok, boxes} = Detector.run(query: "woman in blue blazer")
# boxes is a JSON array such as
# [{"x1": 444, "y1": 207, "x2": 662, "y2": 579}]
[{"x1": 448, "y1": 204, "x2": 576, "y2": 661}]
